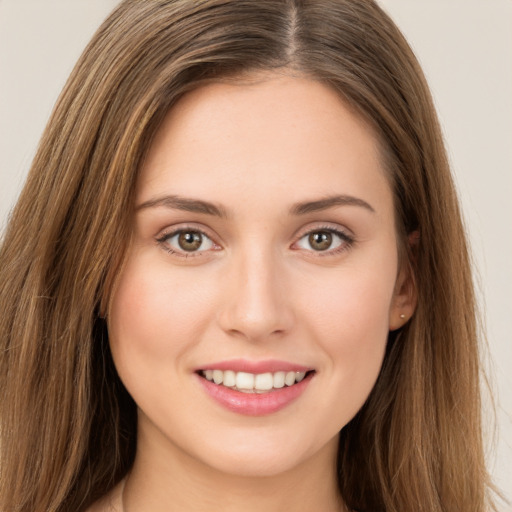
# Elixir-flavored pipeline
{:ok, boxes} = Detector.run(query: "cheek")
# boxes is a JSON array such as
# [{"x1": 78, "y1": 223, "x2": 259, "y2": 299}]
[
  {"x1": 299, "y1": 263, "x2": 396, "y2": 389},
  {"x1": 299, "y1": 275, "x2": 393, "y2": 426},
  {"x1": 304, "y1": 262, "x2": 394, "y2": 331},
  {"x1": 107, "y1": 252, "x2": 215, "y2": 378}
]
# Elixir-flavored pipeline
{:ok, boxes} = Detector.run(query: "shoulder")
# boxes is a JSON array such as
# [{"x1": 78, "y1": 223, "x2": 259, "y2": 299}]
[{"x1": 85, "y1": 479, "x2": 124, "y2": 512}]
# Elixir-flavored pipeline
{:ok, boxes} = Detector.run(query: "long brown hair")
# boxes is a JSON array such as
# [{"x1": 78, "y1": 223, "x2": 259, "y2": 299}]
[{"x1": 0, "y1": 1, "x2": 497, "y2": 510}]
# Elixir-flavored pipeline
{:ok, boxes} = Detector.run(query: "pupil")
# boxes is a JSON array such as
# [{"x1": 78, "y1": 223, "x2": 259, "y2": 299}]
[
  {"x1": 178, "y1": 231, "x2": 202, "y2": 251},
  {"x1": 309, "y1": 231, "x2": 332, "y2": 251}
]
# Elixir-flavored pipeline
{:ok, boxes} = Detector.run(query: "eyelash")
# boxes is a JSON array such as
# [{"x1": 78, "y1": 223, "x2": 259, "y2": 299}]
[
  {"x1": 294, "y1": 225, "x2": 355, "y2": 257},
  {"x1": 156, "y1": 226, "x2": 217, "y2": 258},
  {"x1": 155, "y1": 225, "x2": 355, "y2": 258}
]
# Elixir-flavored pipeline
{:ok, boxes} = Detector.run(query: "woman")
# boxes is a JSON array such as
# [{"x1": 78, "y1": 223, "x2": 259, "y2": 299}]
[{"x1": 0, "y1": 1, "x2": 498, "y2": 511}]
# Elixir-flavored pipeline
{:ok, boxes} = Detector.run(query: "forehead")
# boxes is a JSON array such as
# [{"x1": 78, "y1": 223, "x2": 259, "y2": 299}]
[{"x1": 137, "y1": 74, "x2": 391, "y2": 217}]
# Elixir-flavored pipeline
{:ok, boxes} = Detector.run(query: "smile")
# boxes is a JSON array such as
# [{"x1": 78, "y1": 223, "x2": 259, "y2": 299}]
[
  {"x1": 196, "y1": 362, "x2": 316, "y2": 416},
  {"x1": 199, "y1": 369, "x2": 309, "y2": 393}
]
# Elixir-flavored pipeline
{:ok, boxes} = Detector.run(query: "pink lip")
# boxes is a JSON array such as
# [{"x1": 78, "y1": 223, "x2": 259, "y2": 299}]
[
  {"x1": 197, "y1": 358, "x2": 312, "y2": 374},
  {"x1": 195, "y1": 361, "x2": 315, "y2": 416}
]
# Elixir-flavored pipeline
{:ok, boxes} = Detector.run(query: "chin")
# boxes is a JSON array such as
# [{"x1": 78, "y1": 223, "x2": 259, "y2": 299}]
[{"x1": 185, "y1": 427, "x2": 339, "y2": 479}]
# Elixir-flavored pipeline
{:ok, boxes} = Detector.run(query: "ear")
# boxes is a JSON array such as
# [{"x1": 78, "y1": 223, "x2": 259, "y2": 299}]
[{"x1": 389, "y1": 233, "x2": 418, "y2": 331}]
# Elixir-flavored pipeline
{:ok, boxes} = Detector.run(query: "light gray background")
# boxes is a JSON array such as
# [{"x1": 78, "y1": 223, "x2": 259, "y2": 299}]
[{"x1": 1, "y1": 0, "x2": 511, "y2": 506}]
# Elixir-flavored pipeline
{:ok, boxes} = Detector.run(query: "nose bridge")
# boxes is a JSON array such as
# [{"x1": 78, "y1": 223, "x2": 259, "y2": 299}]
[{"x1": 218, "y1": 240, "x2": 293, "y2": 341}]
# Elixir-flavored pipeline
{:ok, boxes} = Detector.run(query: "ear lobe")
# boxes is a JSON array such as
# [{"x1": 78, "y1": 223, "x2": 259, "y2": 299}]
[{"x1": 389, "y1": 260, "x2": 417, "y2": 331}]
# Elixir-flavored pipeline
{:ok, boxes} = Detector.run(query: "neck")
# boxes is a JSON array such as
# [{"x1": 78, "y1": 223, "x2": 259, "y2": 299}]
[{"x1": 122, "y1": 418, "x2": 345, "y2": 512}]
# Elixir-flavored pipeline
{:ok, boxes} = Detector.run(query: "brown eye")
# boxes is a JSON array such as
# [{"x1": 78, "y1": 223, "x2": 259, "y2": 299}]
[
  {"x1": 178, "y1": 231, "x2": 203, "y2": 251},
  {"x1": 294, "y1": 228, "x2": 350, "y2": 254},
  {"x1": 159, "y1": 229, "x2": 215, "y2": 255},
  {"x1": 308, "y1": 231, "x2": 333, "y2": 251}
]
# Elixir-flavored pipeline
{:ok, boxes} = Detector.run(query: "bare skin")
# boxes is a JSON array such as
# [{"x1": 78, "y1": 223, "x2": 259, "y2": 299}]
[{"x1": 88, "y1": 72, "x2": 415, "y2": 512}]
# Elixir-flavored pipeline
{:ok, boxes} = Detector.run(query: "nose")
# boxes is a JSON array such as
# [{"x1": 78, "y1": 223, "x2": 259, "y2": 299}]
[{"x1": 217, "y1": 247, "x2": 295, "y2": 342}]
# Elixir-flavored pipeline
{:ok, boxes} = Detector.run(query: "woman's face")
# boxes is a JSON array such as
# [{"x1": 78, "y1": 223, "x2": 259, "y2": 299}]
[{"x1": 108, "y1": 74, "x2": 413, "y2": 478}]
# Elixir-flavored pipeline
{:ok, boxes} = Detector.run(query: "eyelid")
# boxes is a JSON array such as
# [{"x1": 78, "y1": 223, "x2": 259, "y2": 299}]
[
  {"x1": 295, "y1": 221, "x2": 354, "y2": 237},
  {"x1": 291, "y1": 223, "x2": 355, "y2": 255},
  {"x1": 155, "y1": 224, "x2": 222, "y2": 257},
  {"x1": 154, "y1": 222, "x2": 355, "y2": 258}
]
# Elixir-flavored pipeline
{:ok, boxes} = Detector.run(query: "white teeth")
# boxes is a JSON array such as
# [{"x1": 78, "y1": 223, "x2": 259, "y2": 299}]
[
  {"x1": 295, "y1": 371, "x2": 306, "y2": 382},
  {"x1": 236, "y1": 371, "x2": 254, "y2": 390},
  {"x1": 223, "y1": 370, "x2": 236, "y2": 387},
  {"x1": 284, "y1": 371, "x2": 296, "y2": 386},
  {"x1": 212, "y1": 369, "x2": 223, "y2": 385},
  {"x1": 254, "y1": 372, "x2": 273, "y2": 391},
  {"x1": 201, "y1": 369, "x2": 310, "y2": 392},
  {"x1": 273, "y1": 371, "x2": 285, "y2": 388}
]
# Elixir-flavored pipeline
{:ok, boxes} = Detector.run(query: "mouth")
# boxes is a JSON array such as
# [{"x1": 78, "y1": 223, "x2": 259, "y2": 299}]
[
  {"x1": 197, "y1": 369, "x2": 316, "y2": 394},
  {"x1": 195, "y1": 359, "x2": 316, "y2": 415}
]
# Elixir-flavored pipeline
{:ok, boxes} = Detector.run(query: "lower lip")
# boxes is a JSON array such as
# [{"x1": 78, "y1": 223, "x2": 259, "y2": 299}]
[{"x1": 196, "y1": 372, "x2": 314, "y2": 416}]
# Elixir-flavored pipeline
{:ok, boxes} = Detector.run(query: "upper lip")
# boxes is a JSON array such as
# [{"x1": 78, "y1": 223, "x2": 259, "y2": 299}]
[{"x1": 196, "y1": 359, "x2": 314, "y2": 374}]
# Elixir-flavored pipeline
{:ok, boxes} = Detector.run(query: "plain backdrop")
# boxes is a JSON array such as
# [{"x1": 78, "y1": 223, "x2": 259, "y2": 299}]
[{"x1": 0, "y1": 0, "x2": 511, "y2": 507}]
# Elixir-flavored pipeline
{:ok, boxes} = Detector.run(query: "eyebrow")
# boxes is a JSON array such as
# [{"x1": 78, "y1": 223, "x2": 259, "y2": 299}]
[
  {"x1": 136, "y1": 193, "x2": 375, "y2": 217},
  {"x1": 136, "y1": 195, "x2": 228, "y2": 217},
  {"x1": 289, "y1": 195, "x2": 375, "y2": 215}
]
